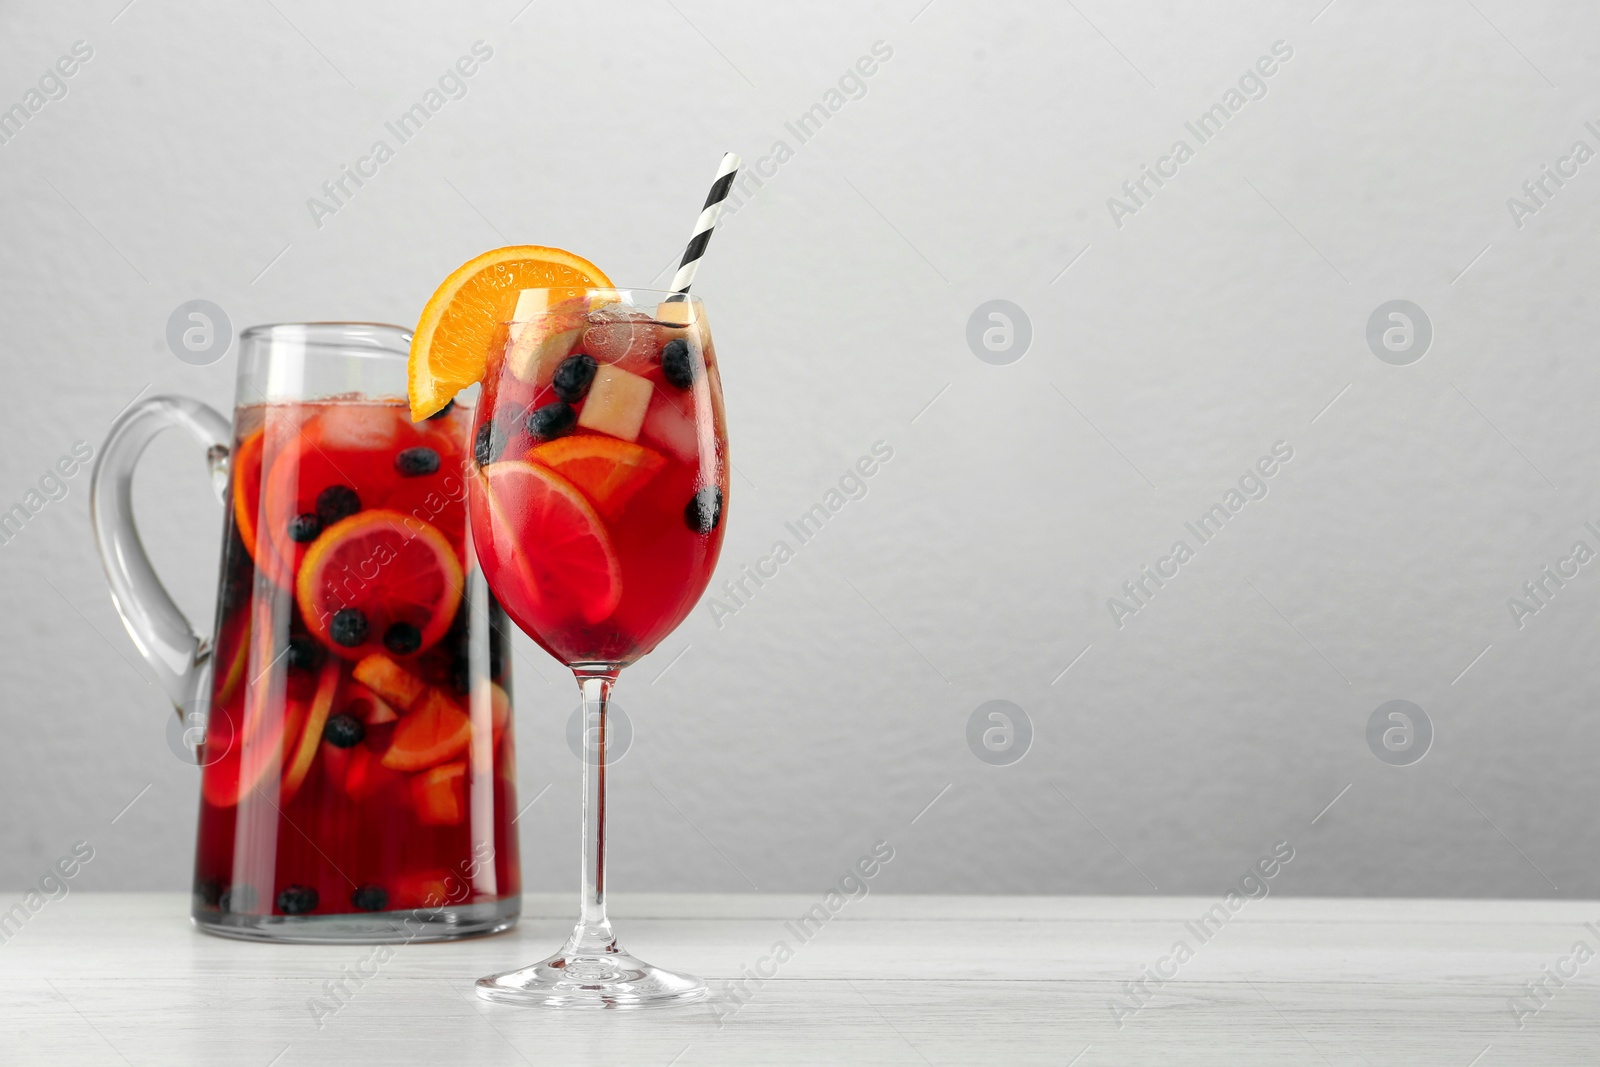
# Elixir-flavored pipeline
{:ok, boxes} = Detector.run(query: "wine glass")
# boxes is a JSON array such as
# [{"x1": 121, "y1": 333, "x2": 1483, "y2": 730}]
[{"x1": 467, "y1": 289, "x2": 727, "y2": 1007}]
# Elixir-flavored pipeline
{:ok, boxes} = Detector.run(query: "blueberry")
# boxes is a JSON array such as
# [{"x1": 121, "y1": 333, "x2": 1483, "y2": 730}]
[
  {"x1": 426, "y1": 399, "x2": 455, "y2": 421},
  {"x1": 474, "y1": 421, "x2": 507, "y2": 466},
  {"x1": 275, "y1": 884, "x2": 318, "y2": 916},
  {"x1": 526, "y1": 401, "x2": 576, "y2": 441},
  {"x1": 287, "y1": 513, "x2": 322, "y2": 543},
  {"x1": 219, "y1": 884, "x2": 257, "y2": 914},
  {"x1": 660, "y1": 339, "x2": 695, "y2": 389},
  {"x1": 315, "y1": 485, "x2": 361, "y2": 525},
  {"x1": 323, "y1": 712, "x2": 365, "y2": 749},
  {"x1": 384, "y1": 622, "x2": 422, "y2": 656},
  {"x1": 395, "y1": 446, "x2": 441, "y2": 477},
  {"x1": 195, "y1": 877, "x2": 222, "y2": 908},
  {"x1": 684, "y1": 486, "x2": 723, "y2": 533},
  {"x1": 552, "y1": 353, "x2": 598, "y2": 403},
  {"x1": 329, "y1": 608, "x2": 369, "y2": 648},
  {"x1": 351, "y1": 884, "x2": 389, "y2": 912},
  {"x1": 286, "y1": 636, "x2": 323, "y2": 672}
]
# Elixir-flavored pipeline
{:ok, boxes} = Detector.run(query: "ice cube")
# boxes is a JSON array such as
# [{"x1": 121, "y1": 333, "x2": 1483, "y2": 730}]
[
  {"x1": 640, "y1": 389, "x2": 699, "y2": 463},
  {"x1": 581, "y1": 306, "x2": 658, "y2": 373},
  {"x1": 315, "y1": 403, "x2": 401, "y2": 451}
]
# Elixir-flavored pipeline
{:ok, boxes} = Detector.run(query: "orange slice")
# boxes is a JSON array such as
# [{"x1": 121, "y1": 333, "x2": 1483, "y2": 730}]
[
  {"x1": 213, "y1": 611, "x2": 252, "y2": 708},
  {"x1": 411, "y1": 761, "x2": 468, "y2": 825},
  {"x1": 352, "y1": 653, "x2": 428, "y2": 710},
  {"x1": 231, "y1": 428, "x2": 266, "y2": 560},
  {"x1": 295, "y1": 510, "x2": 463, "y2": 661},
  {"x1": 281, "y1": 659, "x2": 340, "y2": 804},
  {"x1": 529, "y1": 436, "x2": 665, "y2": 519},
  {"x1": 381, "y1": 688, "x2": 472, "y2": 771},
  {"x1": 474, "y1": 461, "x2": 622, "y2": 624},
  {"x1": 408, "y1": 245, "x2": 613, "y2": 420},
  {"x1": 202, "y1": 695, "x2": 300, "y2": 809}
]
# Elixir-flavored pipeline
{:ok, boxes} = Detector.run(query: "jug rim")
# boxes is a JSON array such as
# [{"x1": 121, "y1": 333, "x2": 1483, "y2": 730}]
[{"x1": 239, "y1": 321, "x2": 413, "y2": 349}]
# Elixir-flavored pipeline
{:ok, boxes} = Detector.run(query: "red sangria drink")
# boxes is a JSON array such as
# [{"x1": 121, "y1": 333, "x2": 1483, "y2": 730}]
[
  {"x1": 407, "y1": 239, "x2": 733, "y2": 1004},
  {"x1": 194, "y1": 393, "x2": 520, "y2": 938},
  {"x1": 93, "y1": 322, "x2": 521, "y2": 941},
  {"x1": 467, "y1": 293, "x2": 728, "y2": 666}
]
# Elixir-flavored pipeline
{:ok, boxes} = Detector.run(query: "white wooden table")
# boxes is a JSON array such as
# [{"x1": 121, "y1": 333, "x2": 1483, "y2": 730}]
[{"x1": 0, "y1": 893, "x2": 1592, "y2": 1065}]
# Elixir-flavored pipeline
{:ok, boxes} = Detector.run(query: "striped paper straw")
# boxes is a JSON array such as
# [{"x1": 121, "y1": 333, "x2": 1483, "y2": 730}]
[{"x1": 669, "y1": 151, "x2": 742, "y2": 295}]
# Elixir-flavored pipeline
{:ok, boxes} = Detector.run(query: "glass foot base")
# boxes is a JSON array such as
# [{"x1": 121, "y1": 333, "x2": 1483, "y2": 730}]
[{"x1": 476, "y1": 947, "x2": 706, "y2": 1009}]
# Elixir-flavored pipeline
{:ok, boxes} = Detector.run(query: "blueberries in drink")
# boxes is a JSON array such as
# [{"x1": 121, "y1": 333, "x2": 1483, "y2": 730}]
[
  {"x1": 287, "y1": 512, "x2": 322, "y2": 543},
  {"x1": 395, "y1": 446, "x2": 441, "y2": 477},
  {"x1": 552, "y1": 353, "x2": 598, "y2": 403},
  {"x1": 329, "y1": 608, "x2": 369, "y2": 648},
  {"x1": 474, "y1": 421, "x2": 507, "y2": 466},
  {"x1": 426, "y1": 398, "x2": 455, "y2": 420},
  {"x1": 526, "y1": 400, "x2": 576, "y2": 441},
  {"x1": 350, "y1": 884, "x2": 389, "y2": 912},
  {"x1": 315, "y1": 484, "x2": 361, "y2": 525},
  {"x1": 286, "y1": 635, "x2": 323, "y2": 672},
  {"x1": 323, "y1": 712, "x2": 365, "y2": 749},
  {"x1": 275, "y1": 884, "x2": 319, "y2": 916},
  {"x1": 195, "y1": 877, "x2": 222, "y2": 908},
  {"x1": 383, "y1": 622, "x2": 422, "y2": 655},
  {"x1": 660, "y1": 339, "x2": 694, "y2": 389},
  {"x1": 684, "y1": 486, "x2": 723, "y2": 533}
]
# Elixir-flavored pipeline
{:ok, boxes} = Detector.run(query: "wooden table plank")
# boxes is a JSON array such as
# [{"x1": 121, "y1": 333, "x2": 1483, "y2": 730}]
[{"x1": 0, "y1": 894, "x2": 1591, "y2": 1065}]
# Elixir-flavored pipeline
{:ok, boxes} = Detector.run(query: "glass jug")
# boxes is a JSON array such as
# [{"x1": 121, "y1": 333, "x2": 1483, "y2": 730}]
[{"x1": 91, "y1": 323, "x2": 521, "y2": 942}]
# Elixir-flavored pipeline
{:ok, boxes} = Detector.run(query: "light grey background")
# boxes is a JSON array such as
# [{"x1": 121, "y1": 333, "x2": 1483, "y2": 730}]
[{"x1": 2, "y1": 0, "x2": 1596, "y2": 900}]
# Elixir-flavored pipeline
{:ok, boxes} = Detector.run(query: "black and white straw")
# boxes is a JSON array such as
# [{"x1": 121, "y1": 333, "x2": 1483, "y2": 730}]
[{"x1": 669, "y1": 151, "x2": 741, "y2": 295}]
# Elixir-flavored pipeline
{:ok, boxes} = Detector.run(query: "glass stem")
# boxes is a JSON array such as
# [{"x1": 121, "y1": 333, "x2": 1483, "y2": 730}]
[{"x1": 570, "y1": 666, "x2": 620, "y2": 956}]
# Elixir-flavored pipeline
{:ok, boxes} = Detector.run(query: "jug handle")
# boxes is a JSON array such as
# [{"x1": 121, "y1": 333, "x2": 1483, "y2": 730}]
[{"x1": 90, "y1": 396, "x2": 232, "y2": 711}]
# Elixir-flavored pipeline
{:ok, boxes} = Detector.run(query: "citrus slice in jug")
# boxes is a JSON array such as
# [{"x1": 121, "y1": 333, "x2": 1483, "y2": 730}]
[{"x1": 294, "y1": 510, "x2": 463, "y2": 661}]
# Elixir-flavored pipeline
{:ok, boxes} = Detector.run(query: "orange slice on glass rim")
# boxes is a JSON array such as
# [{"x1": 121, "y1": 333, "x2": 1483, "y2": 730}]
[{"x1": 408, "y1": 245, "x2": 613, "y2": 420}]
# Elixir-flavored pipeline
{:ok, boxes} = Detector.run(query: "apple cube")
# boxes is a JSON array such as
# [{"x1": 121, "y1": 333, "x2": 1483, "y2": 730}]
[
  {"x1": 655, "y1": 298, "x2": 706, "y2": 349},
  {"x1": 577, "y1": 365, "x2": 653, "y2": 442},
  {"x1": 345, "y1": 683, "x2": 399, "y2": 725},
  {"x1": 510, "y1": 288, "x2": 549, "y2": 323},
  {"x1": 506, "y1": 296, "x2": 588, "y2": 386},
  {"x1": 640, "y1": 390, "x2": 699, "y2": 463}
]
